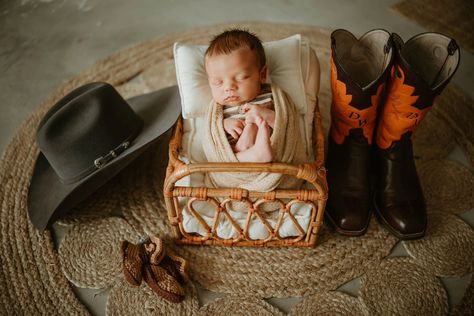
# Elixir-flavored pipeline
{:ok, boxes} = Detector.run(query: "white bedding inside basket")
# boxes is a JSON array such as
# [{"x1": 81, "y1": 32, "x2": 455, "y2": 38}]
[
  {"x1": 173, "y1": 34, "x2": 321, "y2": 239},
  {"x1": 175, "y1": 173, "x2": 313, "y2": 240}
]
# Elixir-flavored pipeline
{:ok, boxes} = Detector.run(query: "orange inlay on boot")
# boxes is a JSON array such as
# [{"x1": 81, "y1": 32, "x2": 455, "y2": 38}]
[
  {"x1": 330, "y1": 57, "x2": 384, "y2": 145},
  {"x1": 376, "y1": 65, "x2": 430, "y2": 149}
]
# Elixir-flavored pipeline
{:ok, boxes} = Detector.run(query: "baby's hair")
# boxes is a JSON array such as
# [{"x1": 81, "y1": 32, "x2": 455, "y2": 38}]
[{"x1": 205, "y1": 29, "x2": 266, "y2": 69}]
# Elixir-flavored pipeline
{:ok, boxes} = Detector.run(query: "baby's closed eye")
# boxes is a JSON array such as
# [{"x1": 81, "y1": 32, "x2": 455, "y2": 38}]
[
  {"x1": 210, "y1": 79, "x2": 223, "y2": 86},
  {"x1": 236, "y1": 74, "x2": 250, "y2": 81}
]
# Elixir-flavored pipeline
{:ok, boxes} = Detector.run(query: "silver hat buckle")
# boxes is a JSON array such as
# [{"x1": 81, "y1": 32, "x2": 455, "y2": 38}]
[{"x1": 94, "y1": 141, "x2": 130, "y2": 169}]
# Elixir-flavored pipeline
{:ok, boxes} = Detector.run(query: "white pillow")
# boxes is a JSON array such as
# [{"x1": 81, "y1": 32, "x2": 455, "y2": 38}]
[{"x1": 174, "y1": 35, "x2": 308, "y2": 119}]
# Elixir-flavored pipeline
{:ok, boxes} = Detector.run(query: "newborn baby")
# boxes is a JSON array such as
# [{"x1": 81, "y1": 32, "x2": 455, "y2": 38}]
[
  {"x1": 204, "y1": 29, "x2": 275, "y2": 162},
  {"x1": 202, "y1": 29, "x2": 309, "y2": 192}
]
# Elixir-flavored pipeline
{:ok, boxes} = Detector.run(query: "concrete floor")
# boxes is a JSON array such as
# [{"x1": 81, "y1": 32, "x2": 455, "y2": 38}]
[{"x1": 1, "y1": 0, "x2": 473, "y2": 315}]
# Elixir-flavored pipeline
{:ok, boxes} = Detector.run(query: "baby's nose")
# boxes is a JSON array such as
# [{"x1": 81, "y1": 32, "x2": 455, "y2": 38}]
[{"x1": 224, "y1": 81, "x2": 237, "y2": 91}]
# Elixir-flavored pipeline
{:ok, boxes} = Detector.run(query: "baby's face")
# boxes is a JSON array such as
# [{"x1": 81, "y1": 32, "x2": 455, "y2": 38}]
[{"x1": 205, "y1": 47, "x2": 267, "y2": 105}]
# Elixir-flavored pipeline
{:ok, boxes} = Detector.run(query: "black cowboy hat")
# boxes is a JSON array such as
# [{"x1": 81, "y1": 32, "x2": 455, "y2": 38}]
[{"x1": 27, "y1": 82, "x2": 181, "y2": 231}]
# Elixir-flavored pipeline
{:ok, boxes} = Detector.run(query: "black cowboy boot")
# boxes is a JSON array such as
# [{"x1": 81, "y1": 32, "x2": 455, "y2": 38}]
[
  {"x1": 326, "y1": 29, "x2": 393, "y2": 236},
  {"x1": 374, "y1": 33, "x2": 460, "y2": 239}
]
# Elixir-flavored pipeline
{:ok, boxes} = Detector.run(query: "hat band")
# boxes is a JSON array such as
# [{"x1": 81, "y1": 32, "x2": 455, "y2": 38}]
[
  {"x1": 59, "y1": 138, "x2": 133, "y2": 185},
  {"x1": 94, "y1": 141, "x2": 130, "y2": 169}
]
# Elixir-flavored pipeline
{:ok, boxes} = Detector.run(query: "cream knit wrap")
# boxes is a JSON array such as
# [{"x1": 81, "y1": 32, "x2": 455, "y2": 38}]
[{"x1": 203, "y1": 84, "x2": 308, "y2": 193}]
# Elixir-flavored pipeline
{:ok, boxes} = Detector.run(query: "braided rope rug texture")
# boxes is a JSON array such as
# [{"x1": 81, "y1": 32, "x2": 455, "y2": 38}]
[
  {"x1": 360, "y1": 257, "x2": 448, "y2": 315},
  {"x1": 288, "y1": 291, "x2": 370, "y2": 316},
  {"x1": 403, "y1": 211, "x2": 474, "y2": 277},
  {"x1": 0, "y1": 23, "x2": 473, "y2": 315}
]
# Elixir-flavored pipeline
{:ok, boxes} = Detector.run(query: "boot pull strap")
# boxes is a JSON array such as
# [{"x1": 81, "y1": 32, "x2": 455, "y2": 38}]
[
  {"x1": 379, "y1": 37, "x2": 393, "y2": 78},
  {"x1": 430, "y1": 39, "x2": 459, "y2": 87},
  {"x1": 447, "y1": 39, "x2": 459, "y2": 55}
]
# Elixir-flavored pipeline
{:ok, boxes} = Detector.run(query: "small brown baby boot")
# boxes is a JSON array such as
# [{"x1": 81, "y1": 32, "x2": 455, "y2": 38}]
[
  {"x1": 144, "y1": 235, "x2": 166, "y2": 265},
  {"x1": 142, "y1": 235, "x2": 188, "y2": 303},
  {"x1": 160, "y1": 253, "x2": 189, "y2": 285},
  {"x1": 121, "y1": 240, "x2": 145, "y2": 286},
  {"x1": 143, "y1": 264, "x2": 186, "y2": 303}
]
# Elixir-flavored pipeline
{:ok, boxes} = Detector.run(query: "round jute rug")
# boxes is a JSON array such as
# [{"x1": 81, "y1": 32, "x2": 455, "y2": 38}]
[{"x1": 1, "y1": 22, "x2": 473, "y2": 315}]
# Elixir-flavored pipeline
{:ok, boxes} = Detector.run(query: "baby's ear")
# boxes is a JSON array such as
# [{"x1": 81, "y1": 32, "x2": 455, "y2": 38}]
[{"x1": 260, "y1": 65, "x2": 268, "y2": 83}]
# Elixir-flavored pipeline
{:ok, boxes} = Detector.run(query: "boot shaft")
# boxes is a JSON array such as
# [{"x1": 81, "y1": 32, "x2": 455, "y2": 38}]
[
  {"x1": 376, "y1": 32, "x2": 460, "y2": 149},
  {"x1": 330, "y1": 29, "x2": 393, "y2": 145}
]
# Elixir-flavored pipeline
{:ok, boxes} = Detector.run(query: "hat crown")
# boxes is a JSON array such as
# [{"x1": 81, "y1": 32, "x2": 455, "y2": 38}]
[{"x1": 37, "y1": 82, "x2": 143, "y2": 183}]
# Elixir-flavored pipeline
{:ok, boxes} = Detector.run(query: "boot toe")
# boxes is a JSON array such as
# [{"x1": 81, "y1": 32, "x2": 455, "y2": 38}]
[
  {"x1": 376, "y1": 201, "x2": 427, "y2": 240},
  {"x1": 326, "y1": 196, "x2": 371, "y2": 236}
]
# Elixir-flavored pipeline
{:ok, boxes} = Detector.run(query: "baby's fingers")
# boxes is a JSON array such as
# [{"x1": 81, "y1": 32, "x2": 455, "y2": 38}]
[
  {"x1": 241, "y1": 103, "x2": 253, "y2": 112},
  {"x1": 245, "y1": 114, "x2": 258, "y2": 124}
]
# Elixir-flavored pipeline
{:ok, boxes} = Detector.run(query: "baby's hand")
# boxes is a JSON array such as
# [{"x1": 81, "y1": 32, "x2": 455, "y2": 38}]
[
  {"x1": 242, "y1": 104, "x2": 275, "y2": 128},
  {"x1": 223, "y1": 118, "x2": 245, "y2": 140}
]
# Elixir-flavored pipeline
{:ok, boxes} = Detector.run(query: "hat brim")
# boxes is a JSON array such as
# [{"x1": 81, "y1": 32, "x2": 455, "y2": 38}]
[{"x1": 27, "y1": 85, "x2": 181, "y2": 231}]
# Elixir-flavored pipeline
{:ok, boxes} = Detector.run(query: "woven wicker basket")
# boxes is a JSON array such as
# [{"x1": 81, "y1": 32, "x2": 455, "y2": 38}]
[{"x1": 163, "y1": 96, "x2": 327, "y2": 247}]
